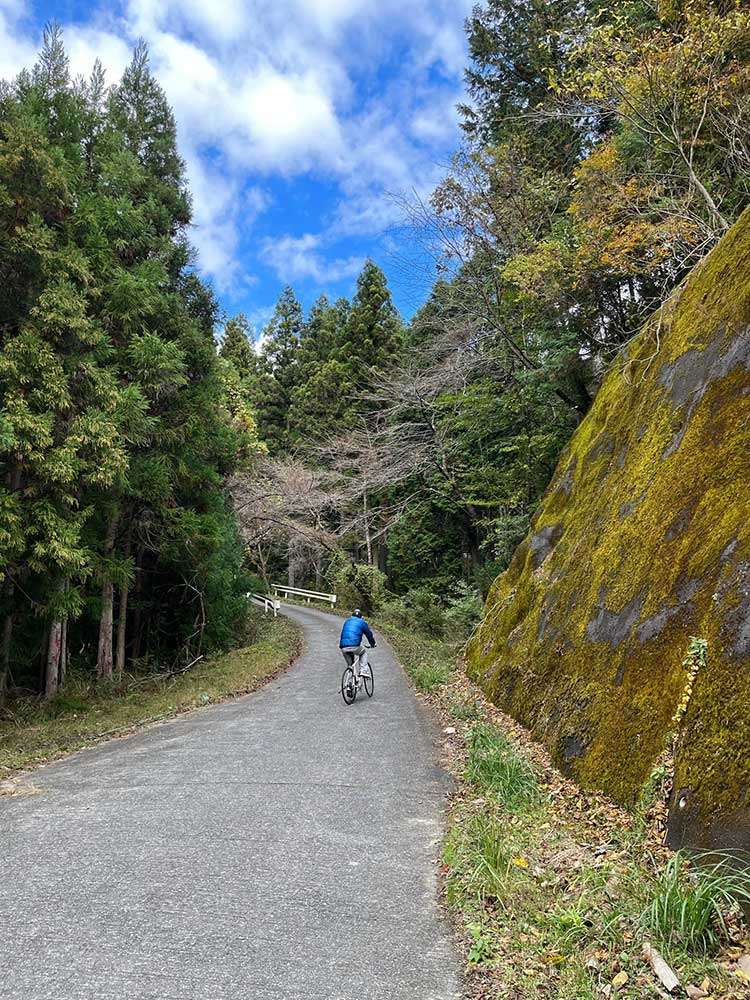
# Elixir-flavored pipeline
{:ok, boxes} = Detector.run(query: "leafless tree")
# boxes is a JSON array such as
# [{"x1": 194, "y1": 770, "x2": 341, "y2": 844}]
[{"x1": 229, "y1": 458, "x2": 336, "y2": 587}]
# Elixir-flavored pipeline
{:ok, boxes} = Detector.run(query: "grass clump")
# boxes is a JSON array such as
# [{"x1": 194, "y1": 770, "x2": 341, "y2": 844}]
[
  {"x1": 450, "y1": 699, "x2": 482, "y2": 721},
  {"x1": 444, "y1": 809, "x2": 516, "y2": 905},
  {"x1": 466, "y1": 721, "x2": 542, "y2": 811},
  {"x1": 412, "y1": 658, "x2": 453, "y2": 692},
  {"x1": 639, "y1": 851, "x2": 750, "y2": 953}
]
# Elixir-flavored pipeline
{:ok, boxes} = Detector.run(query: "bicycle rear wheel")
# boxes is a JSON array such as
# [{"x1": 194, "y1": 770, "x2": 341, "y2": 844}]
[
  {"x1": 341, "y1": 666, "x2": 357, "y2": 705},
  {"x1": 363, "y1": 666, "x2": 374, "y2": 698}
]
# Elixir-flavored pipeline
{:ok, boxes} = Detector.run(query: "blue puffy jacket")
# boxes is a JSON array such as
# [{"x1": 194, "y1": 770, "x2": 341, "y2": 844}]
[{"x1": 339, "y1": 615, "x2": 375, "y2": 649}]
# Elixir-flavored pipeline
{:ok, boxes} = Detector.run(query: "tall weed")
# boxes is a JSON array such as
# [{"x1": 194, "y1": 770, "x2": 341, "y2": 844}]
[{"x1": 466, "y1": 722, "x2": 542, "y2": 811}]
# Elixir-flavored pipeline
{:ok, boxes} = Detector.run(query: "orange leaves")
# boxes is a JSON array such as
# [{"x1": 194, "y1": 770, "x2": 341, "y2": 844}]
[{"x1": 568, "y1": 139, "x2": 702, "y2": 285}]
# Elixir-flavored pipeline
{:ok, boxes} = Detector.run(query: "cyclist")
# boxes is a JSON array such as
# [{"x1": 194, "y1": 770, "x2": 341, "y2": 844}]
[{"x1": 339, "y1": 608, "x2": 376, "y2": 682}]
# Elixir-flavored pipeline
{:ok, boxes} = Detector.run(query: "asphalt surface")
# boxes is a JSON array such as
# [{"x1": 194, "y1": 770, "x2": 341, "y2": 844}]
[{"x1": 0, "y1": 604, "x2": 462, "y2": 1000}]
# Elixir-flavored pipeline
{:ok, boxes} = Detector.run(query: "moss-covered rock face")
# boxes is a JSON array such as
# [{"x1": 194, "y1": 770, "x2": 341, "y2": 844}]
[{"x1": 467, "y1": 209, "x2": 750, "y2": 851}]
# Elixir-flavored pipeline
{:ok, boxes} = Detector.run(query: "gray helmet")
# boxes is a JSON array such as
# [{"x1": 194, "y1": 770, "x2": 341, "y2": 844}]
[{"x1": 353, "y1": 608, "x2": 363, "y2": 618}]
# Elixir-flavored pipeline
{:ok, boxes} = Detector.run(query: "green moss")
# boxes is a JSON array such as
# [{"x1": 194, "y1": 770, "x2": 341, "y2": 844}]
[{"x1": 467, "y1": 207, "x2": 750, "y2": 849}]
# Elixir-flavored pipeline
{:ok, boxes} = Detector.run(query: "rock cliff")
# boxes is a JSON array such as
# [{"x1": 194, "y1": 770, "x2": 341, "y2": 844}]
[{"x1": 467, "y1": 209, "x2": 750, "y2": 850}]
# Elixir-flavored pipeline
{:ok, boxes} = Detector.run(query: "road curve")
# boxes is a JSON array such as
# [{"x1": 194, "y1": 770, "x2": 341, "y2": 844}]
[{"x1": 0, "y1": 604, "x2": 462, "y2": 1000}]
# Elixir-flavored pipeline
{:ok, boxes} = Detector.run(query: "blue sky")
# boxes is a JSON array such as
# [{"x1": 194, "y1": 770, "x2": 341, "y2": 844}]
[{"x1": 1, "y1": 0, "x2": 473, "y2": 335}]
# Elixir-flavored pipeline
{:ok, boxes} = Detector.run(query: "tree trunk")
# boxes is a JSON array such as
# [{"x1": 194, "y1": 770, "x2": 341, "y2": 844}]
[
  {"x1": 59, "y1": 616, "x2": 68, "y2": 686},
  {"x1": 313, "y1": 518, "x2": 323, "y2": 589},
  {"x1": 255, "y1": 544, "x2": 270, "y2": 591},
  {"x1": 1, "y1": 467, "x2": 21, "y2": 703},
  {"x1": 115, "y1": 520, "x2": 132, "y2": 676},
  {"x1": 97, "y1": 579, "x2": 115, "y2": 679},
  {"x1": 680, "y1": 149, "x2": 730, "y2": 233},
  {"x1": 96, "y1": 510, "x2": 119, "y2": 679},
  {"x1": 463, "y1": 505, "x2": 483, "y2": 573},
  {"x1": 115, "y1": 584, "x2": 129, "y2": 676},
  {"x1": 364, "y1": 492, "x2": 373, "y2": 566},
  {"x1": 46, "y1": 619, "x2": 62, "y2": 700},
  {"x1": 0, "y1": 575, "x2": 15, "y2": 703},
  {"x1": 377, "y1": 532, "x2": 388, "y2": 574},
  {"x1": 131, "y1": 544, "x2": 145, "y2": 662}
]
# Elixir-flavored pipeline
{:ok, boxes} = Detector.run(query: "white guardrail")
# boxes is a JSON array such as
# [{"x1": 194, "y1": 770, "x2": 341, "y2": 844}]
[
  {"x1": 250, "y1": 593, "x2": 280, "y2": 617},
  {"x1": 271, "y1": 584, "x2": 337, "y2": 607}
]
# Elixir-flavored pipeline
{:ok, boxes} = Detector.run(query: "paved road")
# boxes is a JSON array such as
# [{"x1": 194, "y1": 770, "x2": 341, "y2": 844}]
[{"x1": 0, "y1": 605, "x2": 462, "y2": 1000}]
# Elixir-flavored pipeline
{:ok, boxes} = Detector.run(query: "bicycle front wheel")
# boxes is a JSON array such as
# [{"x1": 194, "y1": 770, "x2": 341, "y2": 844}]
[
  {"x1": 341, "y1": 666, "x2": 357, "y2": 705},
  {"x1": 363, "y1": 667, "x2": 374, "y2": 698}
]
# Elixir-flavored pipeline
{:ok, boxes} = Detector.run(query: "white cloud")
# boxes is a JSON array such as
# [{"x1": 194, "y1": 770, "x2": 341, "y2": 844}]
[
  {"x1": 263, "y1": 233, "x2": 363, "y2": 285},
  {"x1": 0, "y1": 0, "x2": 34, "y2": 81},
  {"x1": 65, "y1": 26, "x2": 131, "y2": 83},
  {"x1": 128, "y1": 0, "x2": 250, "y2": 43},
  {"x1": 1, "y1": 0, "x2": 472, "y2": 293},
  {"x1": 185, "y1": 148, "x2": 272, "y2": 292},
  {"x1": 239, "y1": 69, "x2": 343, "y2": 168},
  {"x1": 185, "y1": 155, "x2": 245, "y2": 291}
]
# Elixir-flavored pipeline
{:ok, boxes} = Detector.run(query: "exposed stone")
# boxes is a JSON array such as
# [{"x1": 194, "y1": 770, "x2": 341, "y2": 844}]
[
  {"x1": 636, "y1": 579, "x2": 702, "y2": 644},
  {"x1": 586, "y1": 592, "x2": 645, "y2": 650},
  {"x1": 561, "y1": 734, "x2": 586, "y2": 761},
  {"x1": 530, "y1": 524, "x2": 563, "y2": 569},
  {"x1": 467, "y1": 207, "x2": 750, "y2": 851}
]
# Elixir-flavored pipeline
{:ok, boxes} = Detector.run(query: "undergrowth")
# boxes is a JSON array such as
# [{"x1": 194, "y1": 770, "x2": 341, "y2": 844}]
[
  {"x1": 0, "y1": 613, "x2": 301, "y2": 777},
  {"x1": 446, "y1": 720, "x2": 750, "y2": 996},
  {"x1": 385, "y1": 627, "x2": 750, "y2": 998},
  {"x1": 372, "y1": 613, "x2": 459, "y2": 693}
]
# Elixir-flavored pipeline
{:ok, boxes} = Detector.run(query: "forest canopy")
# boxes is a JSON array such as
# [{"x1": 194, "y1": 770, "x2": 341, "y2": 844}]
[
  {"x1": 0, "y1": 28, "x2": 260, "y2": 699},
  {"x1": 3, "y1": 0, "x2": 750, "y2": 699},
  {"x1": 228, "y1": 0, "x2": 750, "y2": 612}
]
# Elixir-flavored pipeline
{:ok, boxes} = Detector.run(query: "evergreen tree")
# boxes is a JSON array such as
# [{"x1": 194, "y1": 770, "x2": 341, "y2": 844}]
[
  {"x1": 257, "y1": 287, "x2": 304, "y2": 453},
  {"x1": 297, "y1": 295, "x2": 345, "y2": 368},
  {"x1": 0, "y1": 24, "x2": 130, "y2": 696},
  {"x1": 107, "y1": 40, "x2": 189, "y2": 235},
  {"x1": 287, "y1": 296, "x2": 351, "y2": 444},
  {"x1": 0, "y1": 29, "x2": 255, "y2": 698},
  {"x1": 343, "y1": 261, "x2": 404, "y2": 373},
  {"x1": 460, "y1": 0, "x2": 587, "y2": 167},
  {"x1": 219, "y1": 313, "x2": 256, "y2": 375},
  {"x1": 262, "y1": 286, "x2": 304, "y2": 383}
]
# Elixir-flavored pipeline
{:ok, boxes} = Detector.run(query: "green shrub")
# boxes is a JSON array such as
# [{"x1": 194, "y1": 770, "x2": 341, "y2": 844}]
[
  {"x1": 444, "y1": 581, "x2": 484, "y2": 637},
  {"x1": 466, "y1": 722, "x2": 542, "y2": 811},
  {"x1": 377, "y1": 595, "x2": 414, "y2": 630},
  {"x1": 245, "y1": 572, "x2": 266, "y2": 596},
  {"x1": 378, "y1": 581, "x2": 483, "y2": 640},
  {"x1": 327, "y1": 552, "x2": 386, "y2": 613},
  {"x1": 401, "y1": 586, "x2": 447, "y2": 635}
]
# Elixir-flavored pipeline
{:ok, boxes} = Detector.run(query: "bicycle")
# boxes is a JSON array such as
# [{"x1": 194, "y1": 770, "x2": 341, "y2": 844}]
[{"x1": 341, "y1": 649, "x2": 374, "y2": 705}]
